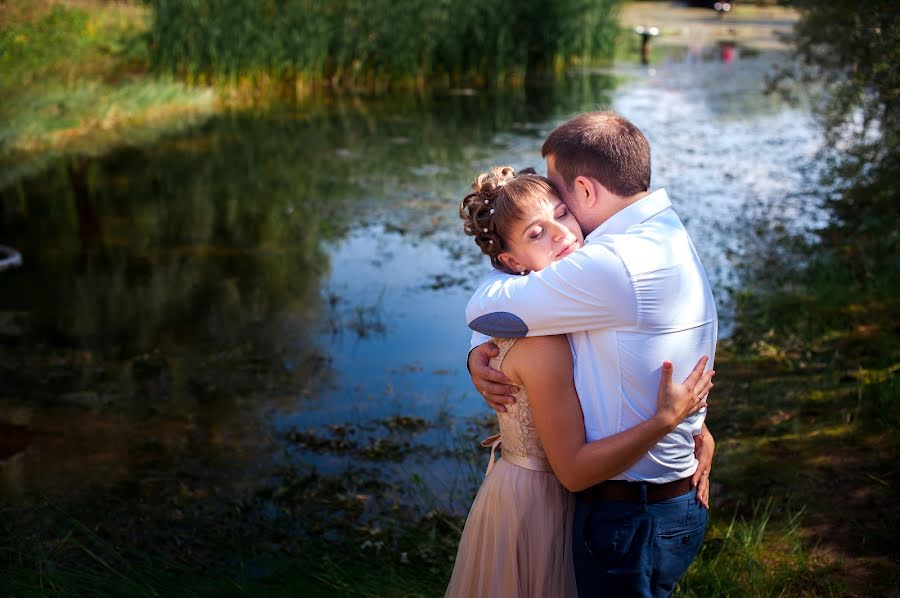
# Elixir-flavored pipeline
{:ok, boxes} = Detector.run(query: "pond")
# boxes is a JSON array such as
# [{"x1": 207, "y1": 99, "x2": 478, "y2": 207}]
[{"x1": 0, "y1": 49, "x2": 827, "y2": 518}]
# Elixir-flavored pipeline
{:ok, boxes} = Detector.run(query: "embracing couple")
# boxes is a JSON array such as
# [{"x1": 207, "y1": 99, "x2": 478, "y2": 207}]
[{"x1": 445, "y1": 112, "x2": 718, "y2": 598}]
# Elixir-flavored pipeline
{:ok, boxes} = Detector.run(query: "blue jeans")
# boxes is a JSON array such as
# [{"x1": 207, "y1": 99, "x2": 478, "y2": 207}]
[{"x1": 572, "y1": 485, "x2": 708, "y2": 598}]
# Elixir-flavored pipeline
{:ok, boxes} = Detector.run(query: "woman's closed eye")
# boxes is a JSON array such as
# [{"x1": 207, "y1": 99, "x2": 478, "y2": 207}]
[
  {"x1": 528, "y1": 228, "x2": 543, "y2": 240},
  {"x1": 555, "y1": 208, "x2": 569, "y2": 219}
]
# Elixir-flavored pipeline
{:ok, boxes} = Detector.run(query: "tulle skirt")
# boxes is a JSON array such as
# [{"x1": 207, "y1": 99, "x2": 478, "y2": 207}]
[{"x1": 445, "y1": 456, "x2": 578, "y2": 598}]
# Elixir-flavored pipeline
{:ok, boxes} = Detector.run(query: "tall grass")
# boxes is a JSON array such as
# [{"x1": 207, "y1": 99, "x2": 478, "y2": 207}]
[
  {"x1": 678, "y1": 501, "x2": 839, "y2": 597},
  {"x1": 147, "y1": 0, "x2": 621, "y2": 90}
]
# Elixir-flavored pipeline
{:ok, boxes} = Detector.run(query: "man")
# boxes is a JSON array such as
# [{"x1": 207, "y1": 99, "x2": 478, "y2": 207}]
[{"x1": 466, "y1": 111, "x2": 717, "y2": 597}]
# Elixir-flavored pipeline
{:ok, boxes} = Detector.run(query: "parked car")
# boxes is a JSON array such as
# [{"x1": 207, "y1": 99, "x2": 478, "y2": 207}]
[{"x1": 684, "y1": 0, "x2": 733, "y2": 10}]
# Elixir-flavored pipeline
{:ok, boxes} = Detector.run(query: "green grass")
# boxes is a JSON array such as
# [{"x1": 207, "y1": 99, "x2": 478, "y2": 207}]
[
  {"x1": 0, "y1": 495, "x2": 843, "y2": 597},
  {"x1": 0, "y1": 0, "x2": 624, "y2": 188},
  {"x1": 702, "y1": 163, "x2": 900, "y2": 595},
  {"x1": 0, "y1": 2, "x2": 216, "y2": 187},
  {"x1": 679, "y1": 502, "x2": 843, "y2": 597},
  {"x1": 146, "y1": 0, "x2": 621, "y2": 90}
]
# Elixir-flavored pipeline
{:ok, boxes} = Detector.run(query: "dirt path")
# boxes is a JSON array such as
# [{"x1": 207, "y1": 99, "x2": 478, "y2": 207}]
[{"x1": 619, "y1": 1, "x2": 800, "y2": 50}]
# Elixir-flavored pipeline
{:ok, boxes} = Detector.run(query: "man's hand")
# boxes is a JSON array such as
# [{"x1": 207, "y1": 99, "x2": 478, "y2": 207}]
[
  {"x1": 691, "y1": 423, "x2": 715, "y2": 509},
  {"x1": 468, "y1": 342, "x2": 519, "y2": 413}
]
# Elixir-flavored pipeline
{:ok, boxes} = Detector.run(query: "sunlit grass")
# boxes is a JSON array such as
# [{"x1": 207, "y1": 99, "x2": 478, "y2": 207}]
[
  {"x1": 0, "y1": 2, "x2": 216, "y2": 187},
  {"x1": 679, "y1": 501, "x2": 841, "y2": 597}
]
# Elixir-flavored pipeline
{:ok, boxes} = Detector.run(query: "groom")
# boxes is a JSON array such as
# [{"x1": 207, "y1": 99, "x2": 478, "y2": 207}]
[{"x1": 466, "y1": 111, "x2": 717, "y2": 597}]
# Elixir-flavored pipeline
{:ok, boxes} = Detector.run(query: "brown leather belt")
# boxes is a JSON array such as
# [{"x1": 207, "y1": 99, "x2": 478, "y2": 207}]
[{"x1": 580, "y1": 477, "x2": 693, "y2": 504}]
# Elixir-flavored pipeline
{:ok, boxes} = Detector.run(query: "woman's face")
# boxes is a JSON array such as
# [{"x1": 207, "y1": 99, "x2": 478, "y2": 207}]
[{"x1": 499, "y1": 196, "x2": 584, "y2": 273}]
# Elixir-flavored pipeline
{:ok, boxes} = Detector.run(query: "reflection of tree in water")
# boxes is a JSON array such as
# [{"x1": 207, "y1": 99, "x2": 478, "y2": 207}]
[
  {"x1": 1, "y1": 121, "x2": 347, "y2": 406},
  {"x1": 0, "y1": 78, "x2": 618, "y2": 495}
]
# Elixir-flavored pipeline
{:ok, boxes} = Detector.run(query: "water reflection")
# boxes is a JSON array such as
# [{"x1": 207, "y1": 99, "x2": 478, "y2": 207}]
[{"x1": 0, "y1": 77, "x2": 617, "y2": 500}]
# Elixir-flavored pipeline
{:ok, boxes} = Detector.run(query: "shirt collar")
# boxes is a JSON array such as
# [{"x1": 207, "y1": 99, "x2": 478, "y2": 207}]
[{"x1": 586, "y1": 188, "x2": 672, "y2": 242}]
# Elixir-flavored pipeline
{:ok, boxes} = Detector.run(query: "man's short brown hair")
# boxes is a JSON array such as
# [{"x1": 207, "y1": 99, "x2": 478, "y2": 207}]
[{"x1": 541, "y1": 111, "x2": 651, "y2": 197}]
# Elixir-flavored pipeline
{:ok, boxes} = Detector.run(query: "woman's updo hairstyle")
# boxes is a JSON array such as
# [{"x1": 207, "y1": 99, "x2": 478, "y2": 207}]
[{"x1": 459, "y1": 166, "x2": 560, "y2": 274}]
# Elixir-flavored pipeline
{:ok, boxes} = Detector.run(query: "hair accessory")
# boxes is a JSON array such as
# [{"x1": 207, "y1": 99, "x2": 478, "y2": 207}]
[
  {"x1": 490, "y1": 209, "x2": 495, "y2": 214},
  {"x1": 488, "y1": 239, "x2": 493, "y2": 244},
  {"x1": 484, "y1": 199, "x2": 490, "y2": 204},
  {"x1": 483, "y1": 228, "x2": 488, "y2": 233}
]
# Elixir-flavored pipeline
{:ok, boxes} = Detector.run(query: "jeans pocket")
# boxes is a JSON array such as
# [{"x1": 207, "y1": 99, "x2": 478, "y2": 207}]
[{"x1": 654, "y1": 514, "x2": 708, "y2": 592}]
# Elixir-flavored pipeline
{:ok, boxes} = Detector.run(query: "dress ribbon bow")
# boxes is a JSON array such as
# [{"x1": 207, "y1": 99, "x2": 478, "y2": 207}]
[{"x1": 480, "y1": 433, "x2": 502, "y2": 476}]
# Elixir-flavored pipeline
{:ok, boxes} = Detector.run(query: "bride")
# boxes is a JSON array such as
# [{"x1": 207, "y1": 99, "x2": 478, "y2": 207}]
[{"x1": 445, "y1": 166, "x2": 713, "y2": 598}]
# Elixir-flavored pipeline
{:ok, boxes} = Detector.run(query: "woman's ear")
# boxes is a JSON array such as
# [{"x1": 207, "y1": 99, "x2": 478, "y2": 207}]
[{"x1": 498, "y1": 251, "x2": 525, "y2": 273}]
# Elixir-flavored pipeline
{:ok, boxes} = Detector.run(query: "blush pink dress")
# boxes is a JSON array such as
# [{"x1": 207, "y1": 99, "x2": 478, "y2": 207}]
[{"x1": 445, "y1": 338, "x2": 577, "y2": 598}]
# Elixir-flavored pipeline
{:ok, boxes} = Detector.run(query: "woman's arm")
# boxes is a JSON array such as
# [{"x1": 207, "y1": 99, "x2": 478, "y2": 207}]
[{"x1": 504, "y1": 335, "x2": 712, "y2": 493}]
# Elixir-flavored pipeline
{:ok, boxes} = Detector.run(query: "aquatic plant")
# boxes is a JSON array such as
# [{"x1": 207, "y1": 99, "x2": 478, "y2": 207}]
[{"x1": 146, "y1": 0, "x2": 621, "y2": 90}]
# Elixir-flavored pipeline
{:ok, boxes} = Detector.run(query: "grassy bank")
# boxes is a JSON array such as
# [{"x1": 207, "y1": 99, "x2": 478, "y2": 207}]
[
  {"x1": 0, "y1": 0, "x2": 804, "y2": 189},
  {"x1": 0, "y1": 465, "x2": 852, "y2": 597},
  {"x1": 146, "y1": 0, "x2": 619, "y2": 90},
  {"x1": 0, "y1": 1, "x2": 216, "y2": 188},
  {"x1": 0, "y1": 0, "x2": 622, "y2": 189},
  {"x1": 706, "y1": 301, "x2": 899, "y2": 595}
]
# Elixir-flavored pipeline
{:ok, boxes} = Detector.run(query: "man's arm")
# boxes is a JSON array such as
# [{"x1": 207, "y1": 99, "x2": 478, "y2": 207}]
[{"x1": 466, "y1": 244, "x2": 635, "y2": 337}]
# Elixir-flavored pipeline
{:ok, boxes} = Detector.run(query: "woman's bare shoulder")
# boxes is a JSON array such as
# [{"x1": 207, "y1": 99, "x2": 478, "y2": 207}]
[{"x1": 502, "y1": 335, "x2": 572, "y2": 382}]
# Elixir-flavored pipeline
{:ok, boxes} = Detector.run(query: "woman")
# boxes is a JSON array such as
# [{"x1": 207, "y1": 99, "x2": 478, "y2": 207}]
[{"x1": 445, "y1": 167, "x2": 713, "y2": 598}]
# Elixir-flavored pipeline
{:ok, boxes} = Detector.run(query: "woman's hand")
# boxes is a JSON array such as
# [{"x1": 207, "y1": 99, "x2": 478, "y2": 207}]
[{"x1": 654, "y1": 357, "x2": 714, "y2": 431}]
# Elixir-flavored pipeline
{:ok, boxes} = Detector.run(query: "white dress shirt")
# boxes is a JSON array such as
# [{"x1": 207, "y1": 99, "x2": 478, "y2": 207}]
[{"x1": 467, "y1": 189, "x2": 717, "y2": 483}]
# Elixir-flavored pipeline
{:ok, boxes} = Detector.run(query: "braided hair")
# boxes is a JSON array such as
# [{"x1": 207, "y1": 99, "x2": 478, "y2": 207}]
[{"x1": 459, "y1": 166, "x2": 560, "y2": 274}]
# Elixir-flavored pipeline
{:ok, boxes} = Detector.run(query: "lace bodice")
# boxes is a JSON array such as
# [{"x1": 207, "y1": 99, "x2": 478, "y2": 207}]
[{"x1": 491, "y1": 337, "x2": 549, "y2": 464}]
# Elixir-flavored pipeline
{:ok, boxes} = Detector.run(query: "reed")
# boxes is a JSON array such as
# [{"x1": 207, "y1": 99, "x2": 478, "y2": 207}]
[{"x1": 146, "y1": 0, "x2": 621, "y2": 90}]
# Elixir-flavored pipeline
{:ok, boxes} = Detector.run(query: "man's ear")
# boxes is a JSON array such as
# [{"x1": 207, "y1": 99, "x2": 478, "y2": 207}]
[
  {"x1": 498, "y1": 252, "x2": 525, "y2": 273},
  {"x1": 574, "y1": 176, "x2": 613, "y2": 209},
  {"x1": 573, "y1": 175, "x2": 598, "y2": 208}
]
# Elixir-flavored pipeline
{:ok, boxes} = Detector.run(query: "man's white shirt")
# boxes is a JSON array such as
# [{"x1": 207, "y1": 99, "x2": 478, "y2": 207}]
[{"x1": 467, "y1": 189, "x2": 717, "y2": 483}]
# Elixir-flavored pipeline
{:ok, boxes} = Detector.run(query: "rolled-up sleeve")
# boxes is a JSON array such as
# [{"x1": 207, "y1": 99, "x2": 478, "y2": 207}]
[
  {"x1": 469, "y1": 330, "x2": 491, "y2": 350},
  {"x1": 465, "y1": 244, "x2": 637, "y2": 337}
]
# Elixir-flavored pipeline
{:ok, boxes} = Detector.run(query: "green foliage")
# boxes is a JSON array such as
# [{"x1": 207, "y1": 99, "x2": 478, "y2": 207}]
[
  {"x1": 771, "y1": 0, "x2": 899, "y2": 254},
  {"x1": 775, "y1": 0, "x2": 898, "y2": 157},
  {"x1": 0, "y1": 2, "x2": 214, "y2": 187},
  {"x1": 146, "y1": 0, "x2": 621, "y2": 87},
  {"x1": 678, "y1": 503, "x2": 840, "y2": 597}
]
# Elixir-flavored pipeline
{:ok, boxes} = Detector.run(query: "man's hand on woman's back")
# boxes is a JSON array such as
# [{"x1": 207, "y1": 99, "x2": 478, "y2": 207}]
[{"x1": 468, "y1": 341, "x2": 519, "y2": 412}]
